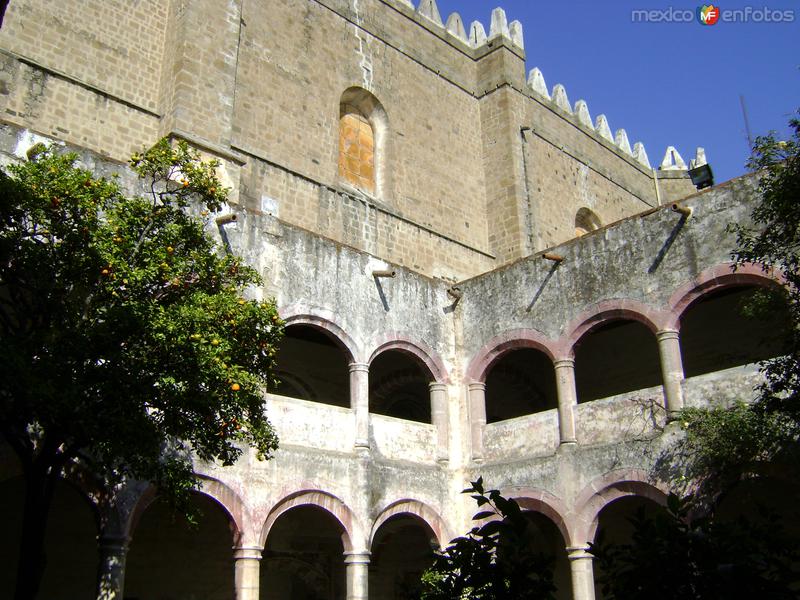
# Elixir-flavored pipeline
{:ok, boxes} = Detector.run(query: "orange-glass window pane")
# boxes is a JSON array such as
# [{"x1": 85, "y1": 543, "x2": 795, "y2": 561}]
[{"x1": 338, "y1": 108, "x2": 375, "y2": 193}]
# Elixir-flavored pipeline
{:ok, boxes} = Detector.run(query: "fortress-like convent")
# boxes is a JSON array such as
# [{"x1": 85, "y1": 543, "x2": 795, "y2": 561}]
[{"x1": 0, "y1": 1, "x2": 786, "y2": 599}]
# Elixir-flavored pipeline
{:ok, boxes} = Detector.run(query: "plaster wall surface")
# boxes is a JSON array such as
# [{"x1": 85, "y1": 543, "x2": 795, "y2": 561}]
[
  {"x1": 0, "y1": 0, "x2": 698, "y2": 281},
  {"x1": 0, "y1": 118, "x2": 769, "y2": 590},
  {"x1": 458, "y1": 176, "x2": 757, "y2": 356},
  {"x1": 0, "y1": 1, "x2": 775, "y2": 597}
]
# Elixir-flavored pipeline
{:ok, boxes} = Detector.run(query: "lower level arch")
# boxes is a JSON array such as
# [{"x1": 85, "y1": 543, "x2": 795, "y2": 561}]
[{"x1": 261, "y1": 489, "x2": 357, "y2": 551}]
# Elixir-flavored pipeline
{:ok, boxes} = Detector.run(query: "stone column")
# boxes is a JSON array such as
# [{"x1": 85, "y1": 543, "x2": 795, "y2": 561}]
[
  {"x1": 656, "y1": 329, "x2": 685, "y2": 414},
  {"x1": 344, "y1": 551, "x2": 370, "y2": 600},
  {"x1": 233, "y1": 546, "x2": 262, "y2": 600},
  {"x1": 554, "y1": 359, "x2": 578, "y2": 445},
  {"x1": 467, "y1": 382, "x2": 486, "y2": 462},
  {"x1": 429, "y1": 382, "x2": 449, "y2": 463},
  {"x1": 349, "y1": 362, "x2": 370, "y2": 450},
  {"x1": 96, "y1": 535, "x2": 128, "y2": 600},
  {"x1": 567, "y1": 545, "x2": 596, "y2": 600}
]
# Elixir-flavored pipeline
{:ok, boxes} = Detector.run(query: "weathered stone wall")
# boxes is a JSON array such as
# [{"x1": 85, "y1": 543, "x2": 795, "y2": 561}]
[
  {"x1": 459, "y1": 176, "x2": 756, "y2": 354},
  {"x1": 0, "y1": 117, "x2": 774, "y2": 599},
  {"x1": 0, "y1": 1, "x2": 752, "y2": 595},
  {"x1": 0, "y1": 0, "x2": 700, "y2": 281},
  {"x1": 230, "y1": 0, "x2": 490, "y2": 261},
  {"x1": 0, "y1": 0, "x2": 167, "y2": 113},
  {"x1": 523, "y1": 94, "x2": 659, "y2": 249}
]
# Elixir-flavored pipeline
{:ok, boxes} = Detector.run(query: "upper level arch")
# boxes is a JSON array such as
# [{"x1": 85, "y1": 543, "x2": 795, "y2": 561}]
[
  {"x1": 279, "y1": 307, "x2": 360, "y2": 363},
  {"x1": 665, "y1": 262, "x2": 783, "y2": 331},
  {"x1": 562, "y1": 300, "x2": 666, "y2": 357},
  {"x1": 670, "y1": 265, "x2": 789, "y2": 379},
  {"x1": 564, "y1": 302, "x2": 666, "y2": 403},
  {"x1": 465, "y1": 329, "x2": 558, "y2": 383},
  {"x1": 367, "y1": 334, "x2": 448, "y2": 384},
  {"x1": 367, "y1": 335, "x2": 446, "y2": 423},
  {"x1": 275, "y1": 309, "x2": 361, "y2": 407}
]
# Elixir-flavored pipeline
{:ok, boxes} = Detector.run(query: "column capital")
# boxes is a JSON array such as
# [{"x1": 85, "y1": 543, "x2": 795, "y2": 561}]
[
  {"x1": 554, "y1": 358, "x2": 575, "y2": 369},
  {"x1": 567, "y1": 545, "x2": 594, "y2": 560},
  {"x1": 349, "y1": 362, "x2": 370, "y2": 373},
  {"x1": 233, "y1": 545, "x2": 264, "y2": 560},
  {"x1": 468, "y1": 381, "x2": 486, "y2": 392},
  {"x1": 343, "y1": 550, "x2": 371, "y2": 565},
  {"x1": 98, "y1": 535, "x2": 130, "y2": 553},
  {"x1": 656, "y1": 329, "x2": 680, "y2": 341},
  {"x1": 428, "y1": 381, "x2": 447, "y2": 393}
]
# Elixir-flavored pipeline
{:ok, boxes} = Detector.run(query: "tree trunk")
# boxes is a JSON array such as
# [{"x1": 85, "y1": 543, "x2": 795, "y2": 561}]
[{"x1": 14, "y1": 460, "x2": 58, "y2": 600}]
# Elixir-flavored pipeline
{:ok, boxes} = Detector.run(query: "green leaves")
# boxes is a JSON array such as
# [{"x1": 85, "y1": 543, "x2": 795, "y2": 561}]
[
  {"x1": 675, "y1": 112, "x2": 800, "y2": 499},
  {"x1": 129, "y1": 138, "x2": 229, "y2": 212},
  {"x1": 0, "y1": 138, "x2": 283, "y2": 507},
  {"x1": 624, "y1": 111, "x2": 800, "y2": 600},
  {"x1": 421, "y1": 481, "x2": 556, "y2": 600},
  {"x1": 590, "y1": 493, "x2": 800, "y2": 600}
]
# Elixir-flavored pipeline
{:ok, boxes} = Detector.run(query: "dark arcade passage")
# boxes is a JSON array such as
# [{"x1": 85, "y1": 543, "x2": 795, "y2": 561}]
[
  {"x1": 261, "y1": 506, "x2": 347, "y2": 600},
  {"x1": 680, "y1": 286, "x2": 790, "y2": 378},
  {"x1": 574, "y1": 320, "x2": 662, "y2": 403},
  {"x1": 485, "y1": 349, "x2": 558, "y2": 423},
  {"x1": 0, "y1": 473, "x2": 98, "y2": 599},
  {"x1": 125, "y1": 493, "x2": 235, "y2": 600},
  {"x1": 519, "y1": 511, "x2": 571, "y2": 600},
  {"x1": 274, "y1": 324, "x2": 351, "y2": 408},
  {"x1": 369, "y1": 514, "x2": 437, "y2": 600},
  {"x1": 369, "y1": 350, "x2": 432, "y2": 423}
]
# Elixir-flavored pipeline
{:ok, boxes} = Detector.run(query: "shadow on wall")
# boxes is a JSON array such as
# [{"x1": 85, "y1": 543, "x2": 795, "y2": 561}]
[
  {"x1": 274, "y1": 325, "x2": 351, "y2": 408},
  {"x1": 370, "y1": 350, "x2": 433, "y2": 423},
  {"x1": 679, "y1": 286, "x2": 790, "y2": 378}
]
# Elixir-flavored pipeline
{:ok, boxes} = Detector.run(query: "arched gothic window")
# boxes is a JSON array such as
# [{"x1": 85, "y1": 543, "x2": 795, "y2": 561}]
[
  {"x1": 337, "y1": 87, "x2": 388, "y2": 197},
  {"x1": 574, "y1": 207, "x2": 602, "y2": 237},
  {"x1": 339, "y1": 104, "x2": 375, "y2": 193}
]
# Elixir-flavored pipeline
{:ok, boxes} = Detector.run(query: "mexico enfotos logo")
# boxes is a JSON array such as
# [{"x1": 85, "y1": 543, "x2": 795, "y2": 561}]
[{"x1": 632, "y1": 5, "x2": 795, "y2": 23}]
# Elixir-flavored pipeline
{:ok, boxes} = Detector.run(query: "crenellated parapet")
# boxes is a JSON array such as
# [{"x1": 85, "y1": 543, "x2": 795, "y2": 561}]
[
  {"x1": 401, "y1": 0, "x2": 525, "y2": 52},
  {"x1": 523, "y1": 65, "x2": 707, "y2": 174}
]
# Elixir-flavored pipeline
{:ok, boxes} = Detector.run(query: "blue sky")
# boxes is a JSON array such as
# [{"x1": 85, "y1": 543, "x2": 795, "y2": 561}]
[{"x1": 435, "y1": 0, "x2": 799, "y2": 183}]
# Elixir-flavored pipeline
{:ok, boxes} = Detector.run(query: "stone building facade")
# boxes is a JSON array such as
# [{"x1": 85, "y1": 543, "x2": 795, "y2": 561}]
[{"x1": 0, "y1": 1, "x2": 785, "y2": 600}]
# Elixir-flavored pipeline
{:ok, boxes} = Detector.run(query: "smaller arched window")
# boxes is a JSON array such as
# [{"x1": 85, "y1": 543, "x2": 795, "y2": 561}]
[
  {"x1": 337, "y1": 87, "x2": 388, "y2": 198},
  {"x1": 574, "y1": 207, "x2": 602, "y2": 237},
  {"x1": 339, "y1": 104, "x2": 375, "y2": 194}
]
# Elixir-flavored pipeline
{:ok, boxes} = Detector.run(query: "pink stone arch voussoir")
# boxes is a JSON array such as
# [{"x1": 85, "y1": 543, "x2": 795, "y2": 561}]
[
  {"x1": 370, "y1": 499, "x2": 453, "y2": 550},
  {"x1": 561, "y1": 299, "x2": 669, "y2": 359},
  {"x1": 125, "y1": 475, "x2": 246, "y2": 545},
  {"x1": 571, "y1": 469, "x2": 669, "y2": 545},
  {"x1": 501, "y1": 486, "x2": 571, "y2": 547},
  {"x1": 279, "y1": 304, "x2": 362, "y2": 363},
  {"x1": 665, "y1": 262, "x2": 784, "y2": 330},
  {"x1": 261, "y1": 489, "x2": 357, "y2": 551},
  {"x1": 368, "y1": 333, "x2": 450, "y2": 383},
  {"x1": 465, "y1": 328, "x2": 559, "y2": 382}
]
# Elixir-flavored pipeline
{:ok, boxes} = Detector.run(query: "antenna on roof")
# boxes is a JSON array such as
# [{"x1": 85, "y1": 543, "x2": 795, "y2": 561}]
[{"x1": 739, "y1": 94, "x2": 753, "y2": 151}]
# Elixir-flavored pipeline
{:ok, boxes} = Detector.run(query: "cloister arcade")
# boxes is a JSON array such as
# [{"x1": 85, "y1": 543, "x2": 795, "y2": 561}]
[
  {"x1": 270, "y1": 268, "x2": 789, "y2": 461},
  {"x1": 1, "y1": 261, "x2": 790, "y2": 600},
  {"x1": 0, "y1": 469, "x2": 685, "y2": 600}
]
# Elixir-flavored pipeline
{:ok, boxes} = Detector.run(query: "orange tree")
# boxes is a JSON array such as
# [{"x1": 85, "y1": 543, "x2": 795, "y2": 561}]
[
  {"x1": 591, "y1": 113, "x2": 800, "y2": 600},
  {"x1": 0, "y1": 139, "x2": 283, "y2": 599}
]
